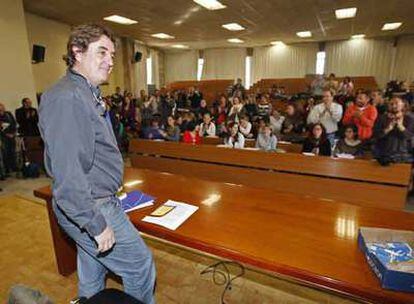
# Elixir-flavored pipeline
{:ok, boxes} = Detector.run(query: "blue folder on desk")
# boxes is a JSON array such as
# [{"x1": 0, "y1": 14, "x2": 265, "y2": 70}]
[{"x1": 119, "y1": 190, "x2": 155, "y2": 213}]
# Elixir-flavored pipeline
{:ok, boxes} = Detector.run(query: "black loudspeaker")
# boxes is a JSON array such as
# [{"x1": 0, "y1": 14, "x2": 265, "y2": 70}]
[
  {"x1": 32, "y1": 45, "x2": 46, "y2": 63},
  {"x1": 134, "y1": 51, "x2": 142, "y2": 63}
]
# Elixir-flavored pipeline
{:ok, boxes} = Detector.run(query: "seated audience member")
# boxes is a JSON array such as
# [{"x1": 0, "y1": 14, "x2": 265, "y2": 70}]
[
  {"x1": 199, "y1": 113, "x2": 216, "y2": 137},
  {"x1": 232, "y1": 78, "x2": 245, "y2": 97},
  {"x1": 311, "y1": 75, "x2": 325, "y2": 97},
  {"x1": 302, "y1": 123, "x2": 332, "y2": 156},
  {"x1": 175, "y1": 115, "x2": 185, "y2": 133},
  {"x1": 181, "y1": 112, "x2": 196, "y2": 133},
  {"x1": 371, "y1": 89, "x2": 387, "y2": 115},
  {"x1": 141, "y1": 96, "x2": 155, "y2": 128},
  {"x1": 304, "y1": 97, "x2": 316, "y2": 117},
  {"x1": 269, "y1": 109, "x2": 285, "y2": 137},
  {"x1": 239, "y1": 115, "x2": 253, "y2": 138},
  {"x1": 256, "y1": 124, "x2": 277, "y2": 151},
  {"x1": 244, "y1": 94, "x2": 259, "y2": 121},
  {"x1": 228, "y1": 96, "x2": 245, "y2": 122},
  {"x1": 257, "y1": 95, "x2": 272, "y2": 120},
  {"x1": 15, "y1": 97, "x2": 40, "y2": 136},
  {"x1": 333, "y1": 125, "x2": 363, "y2": 157},
  {"x1": 373, "y1": 97, "x2": 414, "y2": 164},
  {"x1": 160, "y1": 91, "x2": 176, "y2": 125},
  {"x1": 307, "y1": 88, "x2": 343, "y2": 145},
  {"x1": 338, "y1": 76, "x2": 354, "y2": 96},
  {"x1": 343, "y1": 90, "x2": 378, "y2": 142},
  {"x1": 142, "y1": 117, "x2": 164, "y2": 140},
  {"x1": 224, "y1": 122, "x2": 245, "y2": 149},
  {"x1": 0, "y1": 103, "x2": 17, "y2": 174},
  {"x1": 188, "y1": 86, "x2": 203, "y2": 110},
  {"x1": 160, "y1": 115, "x2": 180, "y2": 142},
  {"x1": 215, "y1": 95, "x2": 229, "y2": 125},
  {"x1": 111, "y1": 86, "x2": 123, "y2": 108},
  {"x1": 182, "y1": 121, "x2": 202, "y2": 144},
  {"x1": 121, "y1": 92, "x2": 137, "y2": 131},
  {"x1": 281, "y1": 104, "x2": 305, "y2": 142},
  {"x1": 195, "y1": 99, "x2": 210, "y2": 123},
  {"x1": 325, "y1": 73, "x2": 339, "y2": 92}
]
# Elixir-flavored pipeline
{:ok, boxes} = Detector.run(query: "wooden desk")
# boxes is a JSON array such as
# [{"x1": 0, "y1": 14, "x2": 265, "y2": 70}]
[
  {"x1": 130, "y1": 140, "x2": 412, "y2": 210},
  {"x1": 34, "y1": 168, "x2": 414, "y2": 304}
]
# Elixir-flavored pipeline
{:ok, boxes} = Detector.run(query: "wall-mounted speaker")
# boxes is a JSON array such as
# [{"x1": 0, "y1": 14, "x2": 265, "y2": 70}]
[{"x1": 32, "y1": 45, "x2": 46, "y2": 64}]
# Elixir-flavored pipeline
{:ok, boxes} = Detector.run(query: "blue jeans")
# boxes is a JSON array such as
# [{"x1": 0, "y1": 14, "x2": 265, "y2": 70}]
[{"x1": 52, "y1": 197, "x2": 156, "y2": 304}]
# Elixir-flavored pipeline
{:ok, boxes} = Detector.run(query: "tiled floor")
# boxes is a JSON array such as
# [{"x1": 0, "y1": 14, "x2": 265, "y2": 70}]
[{"x1": 0, "y1": 170, "x2": 392, "y2": 303}]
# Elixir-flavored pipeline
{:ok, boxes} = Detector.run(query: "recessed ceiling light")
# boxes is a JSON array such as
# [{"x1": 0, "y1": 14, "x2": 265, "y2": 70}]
[
  {"x1": 227, "y1": 38, "x2": 244, "y2": 43},
  {"x1": 151, "y1": 33, "x2": 175, "y2": 39},
  {"x1": 103, "y1": 15, "x2": 138, "y2": 25},
  {"x1": 222, "y1": 23, "x2": 245, "y2": 31},
  {"x1": 171, "y1": 44, "x2": 189, "y2": 49},
  {"x1": 351, "y1": 34, "x2": 365, "y2": 39},
  {"x1": 270, "y1": 41, "x2": 286, "y2": 46},
  {"x1": 193, "y1": 0, "x2": 226, "y2": 10},
  {"x1": 296, "y1": 31, "x2": 312, "y2": 38},
  {"x1": 335, "y1": 7, "x2": 357, "y2": 19},
  {"x1": 382, "y1": 22, "x2": 402, "y2": 31}
]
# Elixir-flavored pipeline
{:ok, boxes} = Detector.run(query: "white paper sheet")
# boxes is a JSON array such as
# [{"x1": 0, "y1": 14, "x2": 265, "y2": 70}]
[{"x1": 142, "y1": 200, "x2": 199, "y2": 230}]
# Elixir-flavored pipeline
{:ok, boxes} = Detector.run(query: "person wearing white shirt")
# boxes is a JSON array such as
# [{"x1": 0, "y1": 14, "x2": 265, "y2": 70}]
[
  {"x1": 198, "y1": 113, "x2": 216, "y2": 137},
  {"x1": 307, "y1": 89, "x2": 343, "y2": 145},
  {"x1": 239, "y1": 115, "x2": 253, "y2": 138},
  {"x1": 269, "y1": 110, "x2": 285, "y2": 136},
  {"x1": 224, "y1": 122, "x2": 245, "y2": 149}
]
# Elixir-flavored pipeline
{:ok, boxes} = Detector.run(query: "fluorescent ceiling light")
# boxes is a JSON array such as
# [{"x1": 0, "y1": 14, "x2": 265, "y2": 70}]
[
  {"x1": 351, "y1": 34, "x2": 365, "y2": 39},
  {"x1": 103, "y1": 15, "x2": 138, "y2": 25},
  {"x1": 296, "y1": 31, "x2": 312, "y2": 38},
  {"x1": 171, "y1": 44, "x2": 189, "y2": 49},
  {"x1": 151, "y1": 33, "x2": 175, "y2": 39},
  {"x1": 193, "y1": 0, "x2": 226, "y2": 10},
  {"x1": 270, "y1": 41, "x2": 285, "y2": 46},
  {"x1": 382, "y1": 22, "x2": 402, "y2": 31},
  {"x1": 227, "y1": 38, "x2": 244, "y2": 43},
  {"x1": 222, "y1": 23, "x2": 245, "y2": 31},
  {"x1": 335, "y1": 7, "x2": 357, "y2": 19}
]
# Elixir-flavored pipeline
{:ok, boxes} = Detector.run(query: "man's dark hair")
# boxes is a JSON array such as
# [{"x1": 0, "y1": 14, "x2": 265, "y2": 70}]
[{"x1": 65, "y1": 24, "x2": 115, "y2": 68}]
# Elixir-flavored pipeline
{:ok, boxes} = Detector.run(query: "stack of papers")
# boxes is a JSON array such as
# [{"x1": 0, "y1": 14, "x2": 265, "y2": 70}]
[{"x1": 142, "y1": 200, "x2": 199, "y2": 230}]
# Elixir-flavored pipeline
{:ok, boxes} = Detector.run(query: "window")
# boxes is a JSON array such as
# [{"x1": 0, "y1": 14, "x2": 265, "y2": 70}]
[
  {"x1": 245, "y1": 56, "x2": 252, "y2": 89},
  {"x1": 315, "y1": 51, "x2": 326, "y2": 75},
  {"x1": 146, "y1": 57, "x2": 153, "y2": 85},
  {"x1": 197, "y1": 58, "x2": 204, "y2": 81}
]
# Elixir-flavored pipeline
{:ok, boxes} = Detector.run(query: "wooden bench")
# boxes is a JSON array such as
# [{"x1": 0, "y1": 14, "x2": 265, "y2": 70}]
[
  {"x1": 129, "y1": 140, "x2": 412, "y2": 210},
  {"x1": 34, "y1": 168, "x2": 414, "y2": 304}
]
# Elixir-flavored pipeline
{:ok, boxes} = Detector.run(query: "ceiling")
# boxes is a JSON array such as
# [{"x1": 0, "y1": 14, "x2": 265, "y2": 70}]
[{"x1": 23, "y1": 0, "x2": 414, "y2": 50}]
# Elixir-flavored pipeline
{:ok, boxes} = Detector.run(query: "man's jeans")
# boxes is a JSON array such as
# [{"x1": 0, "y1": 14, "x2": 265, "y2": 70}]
[{"x1": 52, "y1": 197, "x2": 156, "y2": 304}]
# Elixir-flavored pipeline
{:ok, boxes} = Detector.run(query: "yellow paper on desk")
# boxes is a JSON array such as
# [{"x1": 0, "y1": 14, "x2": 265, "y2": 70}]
[{"x1": 150, "y1": 205, "x2": 175, "y2": 217}]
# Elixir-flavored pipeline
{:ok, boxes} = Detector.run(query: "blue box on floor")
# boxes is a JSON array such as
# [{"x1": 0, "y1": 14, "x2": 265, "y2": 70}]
[{"x1": 358, "y1": 227, "x2": 414, "y2": 293}]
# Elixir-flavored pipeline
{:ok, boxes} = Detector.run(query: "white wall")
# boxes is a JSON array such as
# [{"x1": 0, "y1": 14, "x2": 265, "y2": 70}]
[
  {"x1": 25, "y1": 13, "x2": 70, "y2": 94},
  {"x1": 325, "y1": 38, "x2": 394, "y2": 88},
  {"x1": 0, "y1": 0, "x2": 36, "y2": 111}
]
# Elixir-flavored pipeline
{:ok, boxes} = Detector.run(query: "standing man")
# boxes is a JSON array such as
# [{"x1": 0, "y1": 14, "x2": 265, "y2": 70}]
[
  {"x1": 15, "y1": 97, "x2": 40, "y2": 136},
  {"x1": 343, "y1": 90, "x2": 378, "y2": 142},
  {"x1": 38, "y1": 24, "x2": 156, "y2": 303},
  {"x1": 307, "y1": 88, "x2": 343, "y2": 145}
]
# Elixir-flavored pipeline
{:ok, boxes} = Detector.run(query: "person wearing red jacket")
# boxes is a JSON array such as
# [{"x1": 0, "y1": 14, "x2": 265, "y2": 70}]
[
  {"x1": 342, "y1": 91, "x2": 378, "y2": 141},
  {"x1": 182, "y1": 121, "x2": 202, "y2": 145}
]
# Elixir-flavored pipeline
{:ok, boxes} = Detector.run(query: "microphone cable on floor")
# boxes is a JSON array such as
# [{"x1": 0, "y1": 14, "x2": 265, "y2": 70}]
[{"x1": 200, "y1": 260, "x2": 245, "y2": 304}]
